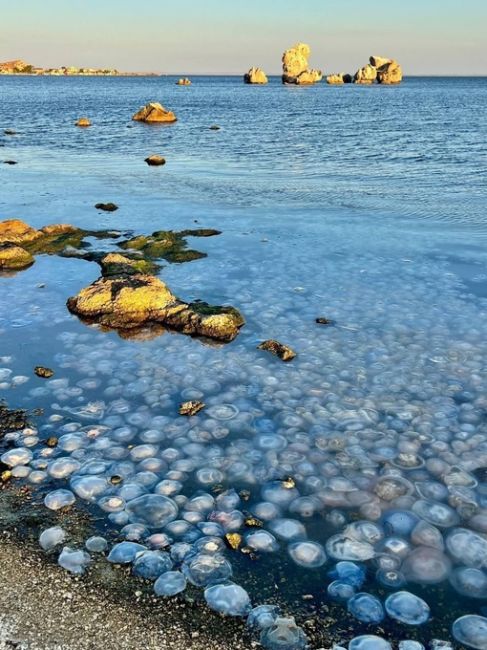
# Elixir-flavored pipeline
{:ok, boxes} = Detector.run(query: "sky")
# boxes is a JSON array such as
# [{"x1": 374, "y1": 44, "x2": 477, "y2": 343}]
[{"x1": 0, "y1": 0, "x2": 486, "y2": 75}]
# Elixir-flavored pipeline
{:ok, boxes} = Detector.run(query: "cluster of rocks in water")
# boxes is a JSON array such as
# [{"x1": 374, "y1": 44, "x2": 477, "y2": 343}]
[{"x1": 327, "y1": 55, "x2": 403, "y2": 86}]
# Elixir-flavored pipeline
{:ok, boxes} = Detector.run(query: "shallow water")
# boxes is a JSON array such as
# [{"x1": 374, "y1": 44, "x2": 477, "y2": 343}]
[{"x1": 1, "y1": 76, "x2": 487, "y2": 649}]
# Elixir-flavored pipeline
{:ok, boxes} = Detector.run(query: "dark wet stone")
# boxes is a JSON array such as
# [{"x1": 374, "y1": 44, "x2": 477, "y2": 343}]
[
  {"x1": 209, "y1": 125, "x2": 220, "y2": 130},
  {"x1": 315, "y1": 317, "x2": 334, "y2": 325},
  {"x1": 258, "y1": 340, "x2": 296, "y2": 362},
  {"x1": 179, "y1": 401, "x2": 205, "y2": 416},
  {"x1": 145, "y1": 155, "x2": 166, "y2": 166},
  {"x1": 0, "y1": 404, "x2": 28, "y2": 436},
  {"x1": 3, "y1": 160, "x2": 17, "y2": 165},
  {"x1": 4, "y1": 129, "x2": 16, "y2": 135},
  {"x1": 95, "y1": 203, "x2": 119, "y2": 212},
  {"x1": 34, "y1": 366, "x2": 54, "y2": 379},
  {"x1": 46, "y1": 437, "x2": 58, "y2": 448}
]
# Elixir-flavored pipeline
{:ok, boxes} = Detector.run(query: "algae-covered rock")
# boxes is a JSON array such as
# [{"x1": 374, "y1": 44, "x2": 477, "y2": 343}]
[
  {"x1": 244, "y1": 67, "x2": 268, "y2": 84},
  {"x1": 34, "y1": 366, "x2": 54, "y2": 378},
  {"x1": 99, "y1": 253, "x2": 157, "y2": 277},
  {"x1": 0, "y1": 243, "x2": 34, "y2": 270},
  {"x1": 67, "y1": 274, "x2": 244, "y2": 342},
  {"x1": 0, "y1": 404, "x2": 28, "y2": 436},
  {"x1": 258, "y1": 339, "x2": 296, "y2": 361},
  {"x1": 118, "y1": 228, "x2": 220, "y2": 265},
  {"x1": 132, "y1": 102, "x2": 177, "y2": 123}
]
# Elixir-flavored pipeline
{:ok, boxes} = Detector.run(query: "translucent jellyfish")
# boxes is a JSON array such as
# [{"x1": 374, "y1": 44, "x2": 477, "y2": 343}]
[
  {"x1": 398, "y1": 642, "x2": 425, "y2": 650},
  {"x1": 58, "y1": 547, "x2": 91, "y2": 575},
  {"x1": 326, "y1": 535, "x2": 375, "y2": 562},
  {"x1": 446, "y1": 528, "x2": 487, "y2": 568},
  {"x1": 401, "y1": 546, "x2": 451, "y2": 584},
  {"x1": 449, "y1": 567, "x2": 487, "y2": 599},
  {"x1": 288, "y1": 541, "x2": 326, "y2": 568},
  {"x1": 154, "y1": 570, "x2": 187, "y2": 597},
  {"x1": 268, "y1": 519, "x2": 307, "y2": 542},
  {"x1": 246, "y1": 530, "x2": 279, "y2": 553},
  {"x1": 125, "y1": 494, "x2": 178, "y2": 529},
  {"x1": 216, "y1": 489, "x2": 241, "y2": 512},
  {"x1": 410, "y1": 520, "x2": 445, "y2": 551},
  {"x1": 327, "y1": 580, "x2": 356, "y2": 601},
  {"x1": 44, "y1": 489, "x2": 76, "y2": 510},
  {"x1": 348, "y1": 638, "x2": 392, "y2": 650},
  {"x1": 198, "y1": 521, "x2": 225, "y2": 537},
  {"x1": 39, "y1": 526, "x2": 66, "y2": 551},
  {"x1": 261, "y1": 481, "x2": 299, "y2": 508},
  {"x1": 146, "y1": 533, "x2": 171, "y2": 549},
  {"x1": 345, "y1": 521, "x2": 384, "y2": 545},
  {"x1": 374, "y1": 476, "x2": 414, "y2": 501},
  {"x1": 85, "y1": 536, "x2": 108, "y2": 553},
  {"x1": 1, "y1": 447, "x2": 33, "y2": 467},
  {"x1": 289, "y1": 496, "x2": 321, "y2": 518},
  {"x1": 71, "y1": 476, "x2": 108, "y2": 501},
  {"x1": 48, "y1": 457, "x2": 81, "y2": 479},
  {"x1": 376, "y1": 568, "x2": 406, "y2": 589},
  {"x1": 204, "y1": 581, "x2": 251, "y2": 617},
  {"x1": 98, "y1": 496, "x2": 125, "y2": 512},
  {"x1": 377, "y1": 537, "x2": 412, "y2": 560},
  {"x1": 347, "y1": 592, "x2": 385, "y2": 624},
  {"x1": 385, "y1": 591, "x2": 430, "y2": 625},
  {"x1": 328, "y1": 561, "x2": 366, "y2": 588},
  {"x1": 107, "y1": 541, "x2": 146, "y2": 564},
  {"x1": 382, "y1": 510, "x2": 420, "y2": 537},
  {"x1": 122, "y1": 523, "x2": 150, "y2": 541},
  {"x1": 132, "y1": 550, "x2": 173, "y2": 579},
  {"x1": 260, "y1": 616, "x2": 307, "y2": 650},
  {"x1": 415, "y1": 481, "x2": 449, "y2": 502},
  {"x1": 451, "y1": 614, "x2": 487, "y2": 649},
  {"x1": 412, "y1": 500, "x2": 460, "y2": 528},
  {"x1": 182, "y1": 553, "x2": 232, "y2": 587},
  {"x1": 194, "y1": 536, "x2": 226, "y2": 555},
  {"x1": 247, "y1": 605, "x2": 280, "y2": 631},
  {"x1": 252, "y1": 502, "x2": 282, "y2": 522}
]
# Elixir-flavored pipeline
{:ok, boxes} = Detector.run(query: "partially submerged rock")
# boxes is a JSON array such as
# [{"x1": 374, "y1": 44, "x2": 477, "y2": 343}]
[
  {"x1": 244, "y1": 67, "x2": 268, "y2": 84},
  {"x1": 34, "y1": 366, "x2": 54, "y2": 379},
  {"x1": 258, "y1": 339, "x2": 296, "y2": 362},
  {"x1": 145, "y1": 155, "x2": 166, "y2": 166},
  {"x1": 95, "y1": 202, "x2": 118, "y2": 212},
  {"x1": 373, "y1": 57, "x2": 403, "y2": 84},
  {"x1": 75, "y1": 117, "x2": 91, "y2": 127},
  {"x1": 179, "y1": 401, "x2": 205, "y2": 416},
  {"x1": 354, "y1": 63, "x2": 377, "y2": 84},
  {"x1": 118, "y1": 228, "x2": 220, "y2": 264},
  {"x1": 0, "y1": 404, "x2": 28, "y2": 437},
  {"x1": 0, "y1": 220, "x2": 41, "y2": 244},
  {"x1": 316, "y1": 317, "x2": 334, "y2": 325},
  {"x1": 0, "y1": 243, "x2": 34, "y2": 270},
  {"x1": 326, "y1": 73, "x2": 352, "y2": 85},
  {"x1": 67, "y1": 274, "x2": 244, "y2": 342},
  {"x1": 132, "y1": 102, "x2": 177, "y2": 124},
  {"x1": 282, "y1": 43, "x2": 322, "y2": 85},
  {"x1": 176, "y1": 78, "x2": 191, "y2": 85},
  {"x1": 99, "y1": 253, "x2": 157, "y2": 277},
  {"x1": 3, "y1": 160, "x2": 17, "y2": 165}
]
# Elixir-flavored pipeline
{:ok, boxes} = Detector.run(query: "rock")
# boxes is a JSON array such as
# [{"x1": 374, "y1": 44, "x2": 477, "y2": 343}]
[
  {"x1": 179, "y1": 401, "x2": 205, "y2": 416},
  {"x1": 3, "y1": 160, "x2": 17, "y2": 165},
  {"x1": 354, "y1": 64, "x2": 377, "y2": 84},
  {"x1": 176, "y1": 78, "x2": 191, "y2": 85},
  {"x1": 0, "y1": 220, "x2": 53, "y2": 245},
  {"x1": 145, "y1": 155, "x2": 166, "y2": 166},
  {"x1": 209, "y1": 125, "x2": 220, "y2": 130},
  {"x1": 4, "y1": 129, "x2": 16, "y2": 135},
  {"x1": 67, "y1": 274, "x2": 244, "y2": 342},
  {"x1": 0, "y1": 243, "x2": 34, "y2": 269},
  {"x1": 132, "y1": 102, "x2": 177, "y2": 123},
  {"x1": 34, "y1": 366, "x2": 54, "y2": 378},
  {"x1": 75, "y1": 117, "x2": 91, "y2": 127},
  {"x1": 95, "y1": 202, "x2": 118, "y2": 212},
  {"x1": 99, "y1": 253, "x2": 156, "y2": 277},
  {"x1": 369, "y1": 55, "x2": 393, "y2": 68},
  {"x1": 282, "y1": 42, "x2": 322, "y2": 85},
  {"x1": 376, "y1": 60, "x2": 403, "y2": 85},
  {"x1": 224, "y1": 533, "x2": 242, "y2": 550},
  {"x1": 118, "y1": 228, "x2": 220, "y2": 265},
  {"x1": 326, "y1": 74, "x2": 345, "y2": 84},
  {"x1": 258, "y1": 339, "x2": 296, "y2": 362},
  {"x1": 244, "y1": 67, "x2": 268, "y2": 84},
  {"x1": 316, "y1": 317, "x2": 333, "y2": 325}
]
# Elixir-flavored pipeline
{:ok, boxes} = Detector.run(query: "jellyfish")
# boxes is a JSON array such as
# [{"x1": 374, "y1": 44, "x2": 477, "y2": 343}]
[
  {"x1": 348, "y1": 636, "x2": 392, "y2": 650},
  {"x1": 247, "y1": 605, "x2": 281, "y2": 631},
  {"x1": 385, "y1": 591, "x2": 430, "y2": 625},
  {"x1": 85, "y1": 536, "x2": 108, "y2": 553},
  {"x1": 268, "y1": 519, "x2": 307, "y2": 542},
  {"x1": 107, "y1": 541, "x2": 146, "y2": 564},
  {"x1": 288, "y1": 541, "x2": 326, "y2": 568},
  {"x1": 125, "y1": 493, "x2": 178, "y2": 529},
  {"x1": 401, "y1": 546, "x2": 451, "y2": 584},
  {"x1": 132, "y1": 550, "x2": 173, "y2": 579},
  {"x1": 58, "y1": 547, "x2": 91, "y2": 575},
  {"x1": 204, "y1": 581, "x2": 251, "y2": 617},
  {"x1": 451, "y1": 614, "x2": 487, "y2": 649},
  {"x1": 154, "y1": 570, "x2": 187, "y2": 597},
  {"x1": 44, "y1": 489, "x2": 76, "y2": 510},
  {"x1": 446, "y1": 528, "x2": 487, "y2": 568},
  {"x1": 327, "y1": 580, "x2": 356, "y2": 601},
  {"x1": 449, "y1": 567, "x2": 487, "y2": 599},
  {"x1": 328, "y1": 561, "x2": 366, "y2": 588},
  {"x1": 347, "y1": 592, "x2": 385, "y2": 624},
  {"x1": 260, "y1": 616, "x2": 307, "y2": 650},
  {"x1": 39, "y1": 526, "x2": 66, "y2": 552},
  {"x1": 182, "y1": 553, "x2": 232, "y2": 587},
  {"x1": 246, "y1": 530, "x2": 280, "y2": 553},
  {"x1": 326, "y1": 534, "x2": 375, "y2": 562}
]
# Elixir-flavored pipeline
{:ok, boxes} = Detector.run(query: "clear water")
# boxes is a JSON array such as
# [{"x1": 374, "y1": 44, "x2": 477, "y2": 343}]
[{"x1": 1, "y1": 76, "x2": 487, "y2": 648}]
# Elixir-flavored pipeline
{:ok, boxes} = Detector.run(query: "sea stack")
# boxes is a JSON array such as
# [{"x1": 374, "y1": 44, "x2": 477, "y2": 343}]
[
  {"x1": 370, "y1": 56, "x2": 403, "y2": 84},
  {"x1": 244, "y1": 67, "x2": 268, "y2": 84},
  {"x1": 282, "y1": 43, "x2": 322, "y2": 85},
  {"x1": 132, "y1": 102, "x2": 177, "y2": 123}
]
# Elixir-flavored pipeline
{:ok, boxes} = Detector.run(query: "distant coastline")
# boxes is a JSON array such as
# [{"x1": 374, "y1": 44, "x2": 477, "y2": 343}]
[{"x1": 0, "y1": 59, "x2": 160, "y2": 77}]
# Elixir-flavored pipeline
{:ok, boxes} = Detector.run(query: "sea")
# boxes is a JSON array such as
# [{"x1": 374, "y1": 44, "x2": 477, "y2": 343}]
[{"x1": 1, "y1": 75, "x2": 487, "y2": 649}]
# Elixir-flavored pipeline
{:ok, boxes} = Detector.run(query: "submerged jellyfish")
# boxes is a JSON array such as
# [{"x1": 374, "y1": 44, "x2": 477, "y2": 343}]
[
  {"x1": 260, "y1": 616, "x2": 307, "y2": 650},
  {"x1": 327, "y1": 580, "x2": 356, "y2": 601},
  {"x1": 398, "y1": 642, "x2": 425, "y2": 650},
  {"x1": 204, "y1": 581, "x2": 251, "y2": 617},
  {"x1": 125, "y1": 494, "x2": 178, "y2": 529},
  {"x1": 268, "y1": 519, "x2": 307, "y2": 542},
  {"x1": 182, "y1": 553, "x2": 232, "y2": 587},
  {"x1": 452, "y1": 614, "x2": 487, "y2": 649},
  {"x1": 449, "y1": 567, "x2": 487, "y2": 599},
  {"x1": 261, "y1": 481, "x2": 299, "y2": 508},
  {"x1": 39, "y1": 526, "x2": 66, "y2": 552},
  {"x1": 410, "y1": 520, "x2": 444, "y2": 551},
  {"x1": 376, "y1": 568, "x2": 406, "y2": 589},
  {"x1": 446, "y1": 528, "x2": 487, "y2": 568},
  {"x1": 347, "y1": 592, "x2": 385, "y2": 624},
  {"x1": 246, "y1": 530, "x2": 279, "y2": 553},
  {"x1": 1, "y1": 447, "x2": 33, "y2": 467},
  {"x1": 328, "y1": 561, "x2": 366, "y2": 588},
  {"x1": 58, "y1": 547, "x2": 91, "y2": 575},
  {"x1": 132, "y1": 550, "x2": 173, "y2": 579},
  {"x1": 288, "y1": 541, "x2": 326, "y2": 568},
  {"x1": 107, "y1": 541, "x2": 146, "y2": 564},
  {"x1": 154, "y1": 570, "x2": 187, "y2": 597},
  {"x1": 85, "y1": 536, "x2": 108, "y2": 553},
  {"x1": 412, "y1": 500, "x2": 460, "y2": 528},
  {"x1": 326, "y1": 535, "x2": 375, "y2": 562},
  {"x1": 385, "y1": 591, "x2": 430, "y2": 625},
  {"x1": 382, "y1": 510, "x2": 420, "y2": 537},
  {"x1": 401, "y1": 546, "x2": 451, "y2": 584},
  {"x1": 247, "y1": 605, "x2": 280, "y2": 631},
  {"x1": 44, "y1": 489, "x2": 76, "y2": 510},
  {"x1": 348, "y1": 638, "x2": 392, "y2": 650}
]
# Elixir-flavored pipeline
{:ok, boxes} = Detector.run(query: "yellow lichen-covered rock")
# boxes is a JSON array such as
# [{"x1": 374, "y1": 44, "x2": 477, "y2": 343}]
[
  {"x1": 282, "y1": 43, "x2": 321, "y2": 85},
  {"x1": 376, "y1": 60, "x2": 403, "y2": 84},
  {"x1": 0, "y1": 243, "x2": 34, "y2": 269},
  {"x1": 244, "y1": 67, "x2": 268, "y2": 84},
  {"x1": 0, "y1": 219, "x2": 42, "y2": 244},
  {"x1": 132, "y1": 102, "x2": 177, "y2": 123},
  {"x1": 354, "y1": 64, "x2": 377, "y2": 84},
  {"x1": 67, "y1": 275, "x2": 244, "y2": 342}
]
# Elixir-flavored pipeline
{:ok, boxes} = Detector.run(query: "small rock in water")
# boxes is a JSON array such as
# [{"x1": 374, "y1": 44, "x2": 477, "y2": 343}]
[
  {"x1": 224, "y1": 532, "x2": 242, "y2": 550},
  {"x1": 204, "y1": 581, "x2": 251, "y2": 616},
  {"x1": 39, "y1": 526, "x2": 67, "y2": 551},
  {"x1": 209, "y1": 125, "x2": 220, "y2": 130},
  {"x1": 179, "y1": 400, "x2": 205, "y2": 416},
  {"x1": 258, "y1": 339, "x2": 296, "y2": 362},
  {"x1": 95, "y1": 202, "x2": 118, "y2": 212},
  {"x1": 145, "y1": 154, "x2": 166, "y2": 166},
  {"x1": 154, "y1": 570, "x2": 187, "y2": 596},
  {"x1": 4, "y1": 129, "x2": 16, "y2": 135},
  {"x1": 3, "y1": 160, "x2": 17, "y2": 165},
  {"x1": 451, "y1": 615, "x2": 487, "y2": 650},
  {"x1": 58, "y1": 547, "x2": 90, "y2": 575},
  {"x1": 315, "y1": 317, "x2": 334, "y2": 325},
  {"x1": 75, "y1": 117, "x2": 91, "y2": 127},
  {"x1": 260, "y1": 616, "x2": 307, "y2": 650},
  {"x1": 34, "y1": 366, "x2": 54, "y2": 378}
]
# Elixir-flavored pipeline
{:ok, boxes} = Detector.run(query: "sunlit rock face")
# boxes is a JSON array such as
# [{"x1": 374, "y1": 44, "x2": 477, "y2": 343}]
[
  {"x1": 370, "y1": 56, "x2": 403, "y2": 84},
  {"x1": 132, "y1": 102, "x2": 177, "y2": 123},
  {"x1": 244, "y1": 67, "x2": 268, "y2": 84},
  {"x1": 354, "y1": 64, "x2": 377, "y2": 85},
  {"x1": 281, "y1": 43, "x2": 322, "y2": 85}
]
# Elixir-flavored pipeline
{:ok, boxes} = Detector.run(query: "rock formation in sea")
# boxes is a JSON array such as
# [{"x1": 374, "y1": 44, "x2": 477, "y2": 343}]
[
  {"x1": 282, "y1": 43, "x2": 322, "y2": 85},
  {"x1": 176, "y1": 78, "x2": 191, "y2": 85},
  {"x1": 132, "y1": 102, "x2": 177, "y2": 123},
  {"x1": 353, "y1": 63, "x2": 377, "y2": 84},
  {"x1": 326, "y1": 73, "x2": 352, "y2": 85},
  {"x1": 370, "y1": 56, "x2": 403, "y2": 84},
  {"x1": 327, "y1": 56, "x2": 402, "y2": 86},
  {"x1": 0, "y1": 243, "x2": 34, "y2": 270},
  {"x1": 244, "y1": 67, "x2": 268, "y2": 84},
  {"x1": 75, "y1": 117, "x2": 91, "y2": 127}
]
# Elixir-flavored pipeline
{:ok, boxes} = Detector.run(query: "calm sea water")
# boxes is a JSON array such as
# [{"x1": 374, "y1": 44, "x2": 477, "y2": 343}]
[{"x1": 1, "y1": 76, "x2": 487, "y2": 648}]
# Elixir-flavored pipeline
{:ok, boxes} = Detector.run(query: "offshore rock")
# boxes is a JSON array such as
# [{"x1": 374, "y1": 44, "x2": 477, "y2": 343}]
[
  {"x1": 34, "y1": 366, "x2": 54, "y2": 378},
  {"x1": 258, "y1": 339, "x2": 296, "y2": 362},
  {"x1": 244, "y1": 67, "x2": 268, "y2": 84},
  {"x1": 282, "y1": 43, "x2": 322, "y2": 85},
  {"x1": 132, "y1": 102, "x2": 177, "y2": 123},
  {"x1": 95, "y1": 202, "x2": 118, "y2": 212},
  {"x1": 354, "y1": 64, "x2": 377, "y2": 84},
  {"x1": 145, "y1": 154, "x2": 166, "y2": 166},
  {"x1": 0, "y1": 243, "x2": 34, "y2": 269},
  {"x1": 66, "y1": 274, "x2": 244, "y2": 342},
  {"x1": 75, "y1": 117, "x2": 91, "y2": 127},
  {"x1": 100, "y1": 253, "x2": 158, "y2": 277},
  {"x1": 376, "y1": 60, "x2": 403, "y2": 84},
  {"x1": 179, "y1": 400, "x2": 205, "y2": 416},
  {"x1": 326, "y1": 73, "x2": 352, "y2": 85},
  {"x1": 176, "y1": 78, "x2": 191, "y2": 85}
]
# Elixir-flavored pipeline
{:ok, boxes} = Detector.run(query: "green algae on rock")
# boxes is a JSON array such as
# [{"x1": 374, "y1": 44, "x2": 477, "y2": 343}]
[
  {"x1": 118, "y1": 228, "x2": 221, "y2": 265},
  {"x1": 0, "y1": 243, "x2": 34, "y2": 270},
  {"x1": 66, "y1": 273, "x2": 244, "y2": 342},
  {"x1": 99, "y1": 253, "x2": 158, "y2": 277}
]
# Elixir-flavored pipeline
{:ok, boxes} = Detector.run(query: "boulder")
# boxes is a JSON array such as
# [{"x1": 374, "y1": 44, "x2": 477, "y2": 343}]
[
  {"x1": 176, "y1": 78, "x2": 191, "y2": 85},
  {"x1": 75, "y1": 117, "x2": 91, "y2": 127},
  {"x1": 282, "y1": 43, "x2": 322, "y2": 85},
  {"x1": 376, "y1": 60, "x2": 403, "y2": 84},
  {"x1": 95, "y1": 202, "x2": 118, "y2": 212},
  {"x1": 0, "y1": 219, "x2": 42, "y2": 244},
  {"x1": 326, "y1": 74, "x2": 344, "y2": 85},
  {"x1": 0, "y1": 243, "x2": 34, "y2": 270},
  {"x1": 258, "y1": 339, "x2": 296, "y2": 361},
  {"x1": 67, "y1": 274, "x2": 244, "y2": 342},
  {"x1": 244, "y1": 67, "x2": 268, "y2": 84},
  {"x1": 369, "y1": 55, "x2": 393, "y2": 68},
  {"x1": 132, "y1": 102, "x2": 177, "y2": 123},
  {"x1": 354, "y1": 64, "x2": 377, "y2": 84},
  {"x1": 145, "y1": 155, "x2": 166, "y2": 166}
]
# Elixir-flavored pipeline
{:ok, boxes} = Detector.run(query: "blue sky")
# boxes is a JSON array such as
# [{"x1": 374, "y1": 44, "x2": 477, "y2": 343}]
[{"x1": 0, "y1": 0, "x2": 486, "y2": 74}]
